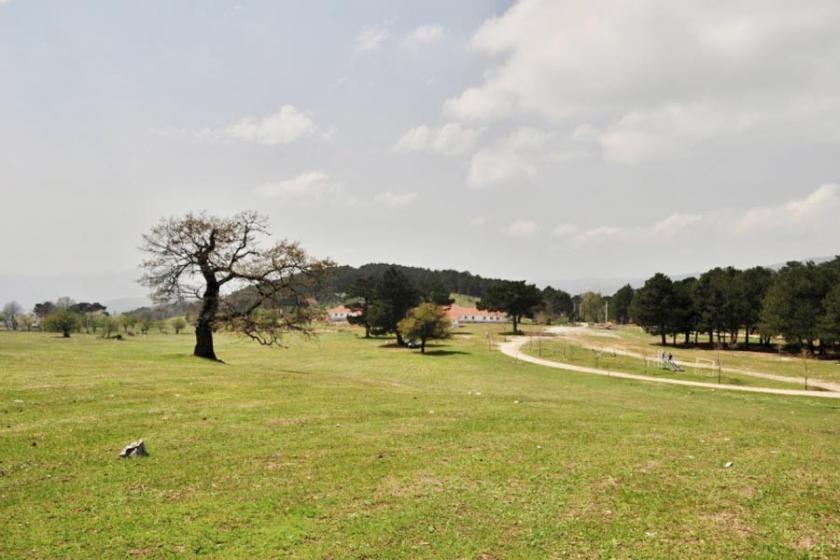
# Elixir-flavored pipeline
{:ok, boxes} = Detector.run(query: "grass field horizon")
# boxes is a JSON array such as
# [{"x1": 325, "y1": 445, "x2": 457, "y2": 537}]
[{"x1": 3, "y1": 326, "x2": 840, "y2": 558}]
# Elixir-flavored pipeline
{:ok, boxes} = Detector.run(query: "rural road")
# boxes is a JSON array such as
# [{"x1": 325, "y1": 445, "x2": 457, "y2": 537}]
[
  {"x1": 541, "y1": 326, "x2": 840, "y2": 393},
  {"x1": 498, "y1": 336, "x2": 840, "y2": 399}
]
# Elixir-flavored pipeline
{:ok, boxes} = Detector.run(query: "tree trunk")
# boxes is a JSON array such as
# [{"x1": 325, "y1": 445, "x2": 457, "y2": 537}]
[
  {"x1": 194, "y1": 276, "x2": 220, "y2": 361},
  {"x1": 744, "y1": 325, "x2": 751, "y2": 348},
  {"x1": 62, "y1": 329, "x2": 70, "y2": 338},
  {"x1": 395, "y1": 331, "x2": 406, "y2": 346},
  {"x1": 512, "y1": 315, "x2": 519, "y2": 335},
  {"x1": 661, "y1": 331, "x2": 666, "y2": 345},
  {"x1": 420, "y1": 338, "x2": 426, "y2": 353},
  {"x1": 363, "y1": 302, "x2": 371, "y2": 338},
  {"x1": 672, "y1": 332, "x2": 677, "y2": 345}
]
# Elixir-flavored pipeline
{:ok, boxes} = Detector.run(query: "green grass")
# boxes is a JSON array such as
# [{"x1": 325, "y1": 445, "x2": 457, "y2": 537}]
[
  {"x1": 450, "y1": 293, "x2": 480, "y2": 306},
  {"x1": 520, "y1": 339, "x2": 815, "y2": 390},
  {"x1": 546, "y1": 325, "x2": 840, "y2": 383},
  {"x1": 2, "y1": 328, "x2": 840, "y2": 558}
]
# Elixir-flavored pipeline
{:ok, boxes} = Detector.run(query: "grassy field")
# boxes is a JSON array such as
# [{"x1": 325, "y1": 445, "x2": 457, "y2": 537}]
[
  {"x1": 2, "y1": 327, "x2": 840, "y2": 558},
  {"x1": 519, "y1": 339, "x2": 817, "y2": 391},
  {"x1": 521, "y1": 339, "x2": 795, "y2": 390},
  {"x1": 534, "y1": 325, "x2": 840, "y2": 383}
]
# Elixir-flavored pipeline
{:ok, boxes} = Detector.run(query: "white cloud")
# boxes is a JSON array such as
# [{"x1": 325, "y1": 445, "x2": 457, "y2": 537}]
[
  {"x1": 469, "y1": 216, "x2": 487, "y2": 227},
  {"x1": 735, "y1": 183, "x2": 840, "y2": 235},
  {"x1": 375, "y1": 191, "x2": 417, "y2": 207},
  {"x1": 403, "y1": 24, "x2": 445, "y2": 51},
  {"x1": 467, "y1": 127, "x2": 555, "y2": 188},
  {"x1": 394, "y1": 122, "x2": 484, "y2": 156},
  {"x1": 503, "y1": 219, "x2": 541, "y2": 238},
  {"x1": 356, "y1": 22, "x2": 390, "y2": 52},
  {"x1": 568, "y1": 213, "x2": 705, "y2": 247},
  {"x1": 552, "y1": 224, "x2": 579, "y2": 237},
  {"x1": 255, "y1": 171, "x2": 340, "y2": 200},
  {"x1": 445, "y1": 0, "x2": 840, "y2": 163},
  {"x1": 556, "y1": 184, "x2": 840, "y2": 248},
  {"x1": 226, "y1": 105, "x2": 318, "y2": 146}
]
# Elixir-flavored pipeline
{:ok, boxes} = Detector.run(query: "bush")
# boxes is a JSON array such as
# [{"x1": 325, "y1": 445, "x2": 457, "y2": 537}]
[{"x1": 44, "y1": 310, "x2": 81, "y2": 338}]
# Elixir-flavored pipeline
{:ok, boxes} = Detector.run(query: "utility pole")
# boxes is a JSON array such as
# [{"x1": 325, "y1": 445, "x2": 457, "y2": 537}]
[{"x1": 605, "y1": 300, "x2": 609, "y2": 323}]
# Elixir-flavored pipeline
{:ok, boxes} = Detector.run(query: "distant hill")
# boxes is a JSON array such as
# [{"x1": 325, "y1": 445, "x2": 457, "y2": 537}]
[{"x1": 317, "y1": 263, "x2": 507, "y2": 304}]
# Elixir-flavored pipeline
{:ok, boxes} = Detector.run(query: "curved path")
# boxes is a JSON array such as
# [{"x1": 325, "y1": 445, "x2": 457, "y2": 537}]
[
  {"x1": 542, "y1": 326, "x2": 840, "y2": 393},
  {"x1": 499, "y1": 336, "x2": 840, "y2": 399}
]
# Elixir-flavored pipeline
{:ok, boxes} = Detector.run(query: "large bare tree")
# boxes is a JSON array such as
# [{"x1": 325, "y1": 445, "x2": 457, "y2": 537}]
[{"x1": 141, "y1": 211, "x2": 332, "y2": 361}]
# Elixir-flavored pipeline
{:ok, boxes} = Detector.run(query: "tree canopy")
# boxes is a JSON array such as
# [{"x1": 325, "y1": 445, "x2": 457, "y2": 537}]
[
  {"x1": 141, "y1": 211, "x2": 332, "y2": 361},
  {"x1": 630, "y1": 273, "x2": 675, "y2": 345},
  {"x1": 478, "y1": 280, "x2": 542, "y2": 334},
  {"x1": 368, "y1": 267, "x2": 421, "y2": 345},
  {"x1": 397, "y1": 303, "x2": 451, "y2": 353}
]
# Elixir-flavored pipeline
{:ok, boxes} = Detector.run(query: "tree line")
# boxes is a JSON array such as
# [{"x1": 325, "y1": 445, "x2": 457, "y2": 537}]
[
  {"x1": 1, "y1": 297, "x2": 189, "y2": 338},
  {"x1": 630, "y1": 258, "x2": 840, "y2": 352},
  {"x1": 323, "y1": 263, "x2": 504, "y2": 302}
]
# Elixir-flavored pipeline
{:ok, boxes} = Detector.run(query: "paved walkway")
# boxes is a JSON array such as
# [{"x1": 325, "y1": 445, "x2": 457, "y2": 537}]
[{"x1": 499, "y1": 336, "x2": 840, "y2": 399}]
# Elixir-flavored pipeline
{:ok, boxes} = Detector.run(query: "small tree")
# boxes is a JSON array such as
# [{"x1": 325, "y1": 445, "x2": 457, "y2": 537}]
[
  {"x1": 397, "y1": 303, "x2": 451, "y2": 353},
  {"x1": 141, "y1": 211, "x2": 333, "y2": 361},
  {"x1": 818, "y1": 284, "x2": 840, "y2": 350},
  {"x1": 33, "y1": 301, "x2": 55, "y2": 323},
  {"x1": 172, "y1": 317, "x2": 187, "y2": 334},
  {"x1": 579, "y1": 291, "x2": 605, "y2": 323},
  {"x1": 120, "y1": 314, "x2": 138, "y2": 334},
  {"x1": 102, "y1": 316, "x2": 120, "y2": 338},
  {"x1": 45, "y1": 310, "x2": 80, "y2": 338},
  {"x1": 139, "y1": 316, "x2": 153, "y2": 335},
  {"x1": 368, "y1": 267, "x2": 420, "y2": 346},
  {"x1": 18, "y1": 314, "x2": 36, "y2": 332},
  {"x1": 478, "y1": 280, "x2": 542, "y2": 335},
  {"x1": 610, "y1": 284, "x2": 635, "y2": 324},
  {"x1": 2, "y1": 302, "x2": 23, "y2": 331},
  {"x1": 631, "y1": 273, "x2": 675, "y2": 345},
  {"x1": 541, "y1": 286, "x2": 573, "y2": 323}
]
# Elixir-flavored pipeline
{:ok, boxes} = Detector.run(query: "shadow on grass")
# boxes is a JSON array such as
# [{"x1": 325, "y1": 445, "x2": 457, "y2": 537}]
[{"x1": 422, "y1": 349, "x2": 469, "y2": 357}]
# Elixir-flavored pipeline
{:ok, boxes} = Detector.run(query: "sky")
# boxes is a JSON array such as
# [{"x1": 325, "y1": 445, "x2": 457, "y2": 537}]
[{"x1": 2, "y1": 0, "x2": 840, "y2": 308}]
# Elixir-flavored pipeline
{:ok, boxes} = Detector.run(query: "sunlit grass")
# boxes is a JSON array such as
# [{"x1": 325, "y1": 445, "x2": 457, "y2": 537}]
[
  {"x1": 549, "y1": 324, "x2": 840, "y2": 383},
  {"x1": 2, "y1": 328, "x2": 840, "y2": 558},
  {"x1": 520, "y1": 338, "x2": 813, "y2": 390}
]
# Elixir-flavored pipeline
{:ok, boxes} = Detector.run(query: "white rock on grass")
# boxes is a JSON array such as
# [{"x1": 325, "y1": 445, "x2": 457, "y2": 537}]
[{"x1": 119, "y1": 439, "x2": 149, "y2": 458}]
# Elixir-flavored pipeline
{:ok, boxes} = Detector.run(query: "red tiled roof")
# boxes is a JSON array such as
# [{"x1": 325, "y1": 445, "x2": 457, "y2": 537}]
[
  {"x1": 444, "y1": 304, "x2": 507, "y2": 320},
  {"x1": 327, "y1": 305, "x2": 359, "y2": 315}
]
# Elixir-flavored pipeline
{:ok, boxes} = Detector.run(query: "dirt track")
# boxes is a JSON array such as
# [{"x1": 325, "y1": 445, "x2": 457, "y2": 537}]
[
  {"x1": 542, "y1": 326, "x2": 840, "y2": 393},
  {"x1": 499, "y1": 336, "x2": 840, "y2": 399}
]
